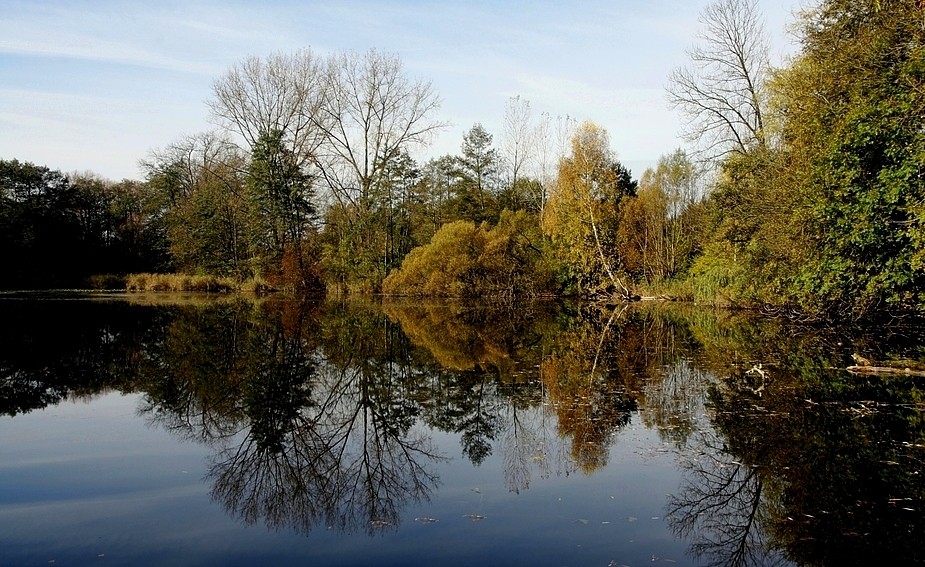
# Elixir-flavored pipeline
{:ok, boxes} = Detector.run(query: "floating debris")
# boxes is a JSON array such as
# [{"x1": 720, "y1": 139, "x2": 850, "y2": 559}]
[
  {"x1": 575, "y1": 518, "x2": 589, "y2": 525},
  {"x1": 463, "y1": 514, "x2": 486, "y2": 521},
  {"x1": 369, "y1": 520, "x2": 392, "y2": 528},
  {"x1": 414, "y1": 517, "x2": 438, "y2": 524}
]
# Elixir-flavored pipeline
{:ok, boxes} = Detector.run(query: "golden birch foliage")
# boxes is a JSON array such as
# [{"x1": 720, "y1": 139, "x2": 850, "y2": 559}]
[{"x1": 542, "y1": 122, "x2": 625, "y2": 292}]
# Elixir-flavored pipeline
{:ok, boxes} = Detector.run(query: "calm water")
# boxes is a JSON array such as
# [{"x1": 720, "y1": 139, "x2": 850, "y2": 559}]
[{"x1": 0, "y1": 295, "x2": 923, "y2": 566}]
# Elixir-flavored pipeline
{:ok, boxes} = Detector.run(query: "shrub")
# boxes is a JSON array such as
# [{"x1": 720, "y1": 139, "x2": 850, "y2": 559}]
[{"x1": 383, "y1": 211, "x2": 556, "y2": 298}]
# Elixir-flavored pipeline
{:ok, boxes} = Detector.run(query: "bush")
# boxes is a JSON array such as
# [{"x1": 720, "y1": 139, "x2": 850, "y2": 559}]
[{"x1": 383, "y1": 211, "x2": 556, "y2": 298}]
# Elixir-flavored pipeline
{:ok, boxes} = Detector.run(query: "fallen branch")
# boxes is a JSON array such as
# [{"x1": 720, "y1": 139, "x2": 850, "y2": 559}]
[{"x1": 847, "y1": 365, "x2": 925, "y2": 377}]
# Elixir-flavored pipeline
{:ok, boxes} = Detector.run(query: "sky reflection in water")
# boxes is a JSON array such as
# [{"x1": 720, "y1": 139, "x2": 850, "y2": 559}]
[{"x1": 0, "y1": 296, "x2": 923, "y2": 566}]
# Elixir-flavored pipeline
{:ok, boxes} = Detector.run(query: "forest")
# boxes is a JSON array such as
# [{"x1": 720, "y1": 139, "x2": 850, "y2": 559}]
[{"x1": 1, "y1": 0, "x2": 923, "y2": 320}]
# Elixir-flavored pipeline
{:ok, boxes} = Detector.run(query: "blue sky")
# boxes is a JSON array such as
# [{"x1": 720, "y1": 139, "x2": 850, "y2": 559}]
[{"x1": 0, "y1": 0, "x2": 800, "y2": 181}]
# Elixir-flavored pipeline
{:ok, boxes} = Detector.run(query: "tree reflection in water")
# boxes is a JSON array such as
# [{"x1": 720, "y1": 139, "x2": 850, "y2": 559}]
[
  {"x1": 668, "y1": 428, "x2": 785, "y2": 567},
  {"x1": 2, "y1": 296, "x2": 923, "y2": 560},
  {"x1": 666, "y1": 325, "x2": 925, "y2": 566},
  {"x1": 136, "y1": 299, "x2": 446, "y2": 535}
]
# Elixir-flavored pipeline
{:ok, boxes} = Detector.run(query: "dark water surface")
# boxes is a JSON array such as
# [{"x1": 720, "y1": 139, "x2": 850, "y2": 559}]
[{"x1": 1, "y1": 295, "x2": 923, "y2": 566}]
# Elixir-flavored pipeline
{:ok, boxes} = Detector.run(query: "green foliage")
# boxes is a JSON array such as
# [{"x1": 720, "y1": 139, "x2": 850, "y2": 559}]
[
  {"x1": 687, "y1": 241, "x2": 752, "y2": 306},
  {"x1": 143, "y1": 137, "x2": 254, "y2": 279},
  {"x1": 692, "y1": 148, "x2": 805, "y2": 308},
  {"x1": 382, "y1": 210, "x2": 554, "y2": 297},
  {"x1": 775, "y1": 0, "x2": 925, "y2": 318},
  {"x1": 247, "y1": 129, "x2": 319, "y2": 289}
]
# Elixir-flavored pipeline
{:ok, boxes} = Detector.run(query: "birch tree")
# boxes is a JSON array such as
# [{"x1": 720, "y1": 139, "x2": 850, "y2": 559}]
[{"x1": 542, "y1": 121, "x2": 635, "y2": 297}]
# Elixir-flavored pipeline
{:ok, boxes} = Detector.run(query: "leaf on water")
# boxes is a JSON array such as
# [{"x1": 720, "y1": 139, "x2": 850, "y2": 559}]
[{"x1": 575, "y1": 519, "x2": 589, "y2": 525}]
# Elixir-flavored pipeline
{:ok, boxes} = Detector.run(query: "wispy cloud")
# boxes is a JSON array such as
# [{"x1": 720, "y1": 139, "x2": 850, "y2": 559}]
[{"x1": 0, "y1": 0, "x2": 800, "y2": 179}]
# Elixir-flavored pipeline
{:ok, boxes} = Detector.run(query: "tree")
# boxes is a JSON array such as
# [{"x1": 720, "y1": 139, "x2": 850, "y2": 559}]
[
  {"x1": 247, "y1": 129, "x2": 319, "y2": 288},
  {"x1": 619, "y1": 150, "x2": 702, "y2": 280},
  {"x1": 454, "y1": 123, "x2": 501, "y2": 223},
  {"x1": 773, "y1": 0, "x2": 925, "y2": 317},
  {"x1": 535, "y1": 113, "x2": 576, "y2": 213},
  {"x1": 542, "y1": 122, "x2": 636, "y2": 296},
  {"x1": 142, "y1": 133, "x2": 254, "y2": 278},
  {"x1": 312, "y1": 49, "x2": 444, "y2": 291},
  {"x1": 313, "y1": 49, "x2": 444, "y2": 211},
  {"x1": 382, "y1": 210, "x2": 553, "y2": 298},
  {"x1": 667, "y1": 0, "x2": 770, "y2": 161},
  {"x1": 209, "y1": 50, "x2": 328, "y2": 169},
  {"x1": 501, "y1": 96, "x2": 536, "y2": 202}
]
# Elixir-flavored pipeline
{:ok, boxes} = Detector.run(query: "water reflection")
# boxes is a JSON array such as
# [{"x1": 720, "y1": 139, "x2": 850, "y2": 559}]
[{"x1": 0, "y1": 296, "x2": 923, "y2": 563}]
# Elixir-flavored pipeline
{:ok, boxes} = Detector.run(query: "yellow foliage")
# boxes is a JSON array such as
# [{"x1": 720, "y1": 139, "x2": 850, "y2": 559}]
[
  {"x1": 542, "y1": 121, "x2": 627, "y2": 293},
  {"x1": 382, "y1": 211, "x2": 554, "y2": 297}
]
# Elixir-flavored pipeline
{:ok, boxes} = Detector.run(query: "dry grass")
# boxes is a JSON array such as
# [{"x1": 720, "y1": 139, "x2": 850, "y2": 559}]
[{"x1": 124, "y1": 273, "x2": 258, "y2": 293}]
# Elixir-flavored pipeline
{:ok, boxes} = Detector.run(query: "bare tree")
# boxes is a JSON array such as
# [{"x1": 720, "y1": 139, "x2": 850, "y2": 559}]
[
  {"x1": 535, "y1": 112, "x2": 575, "y2": 213},
  {"x1": 209, "y1": 50, "x2": 328, "y2": 168},
  {"x1": 667, "y1": 0, "x2": 770, "y2": 162},
  {"x1": 312, "y1": 49, "x2": 445, "y2": 211},
  {"x1": 501, "y1": 95, "x2": 535, "y2": 197}
]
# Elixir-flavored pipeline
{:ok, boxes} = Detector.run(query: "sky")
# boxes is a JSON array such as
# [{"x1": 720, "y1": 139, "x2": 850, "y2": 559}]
[{"x1": 0, "y1": 0, "x2": 801, "y2": 182}]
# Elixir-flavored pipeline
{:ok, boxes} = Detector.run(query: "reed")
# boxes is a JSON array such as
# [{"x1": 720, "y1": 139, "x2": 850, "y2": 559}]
[{"x1": 124, "y1": 273, "x2": 241, "y2": 293}]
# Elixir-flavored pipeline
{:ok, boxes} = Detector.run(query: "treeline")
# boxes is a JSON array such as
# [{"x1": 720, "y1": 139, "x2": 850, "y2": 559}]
[
  {"x1": 2, "y1": 0, "x2": 923, "y2": 319},
  {"x1": 0, "y1": 160, "x2": 169, "y2": 288}
]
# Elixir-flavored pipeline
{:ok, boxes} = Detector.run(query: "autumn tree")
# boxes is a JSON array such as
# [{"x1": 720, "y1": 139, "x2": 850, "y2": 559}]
[
  {"x1": 142, "y1": 132, "x2": 254, "y2": 278},
  {"x1": 382, "y1": 210, "x2": 553, "y2": 298},
  {"x1": 542, "y1": 122, "x2": 636, "y2": 296},
  {"x1": 314, "y1": 49, "x2": 444, "y2": 291},
  {"x1": 618, "y1": 150, "x2": 703, "y2": 281}
]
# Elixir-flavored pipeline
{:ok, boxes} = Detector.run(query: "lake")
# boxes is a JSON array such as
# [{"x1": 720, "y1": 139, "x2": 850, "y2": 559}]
[{"x1": 0, "y1": 294, "x2": 923, "y2": 566}]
